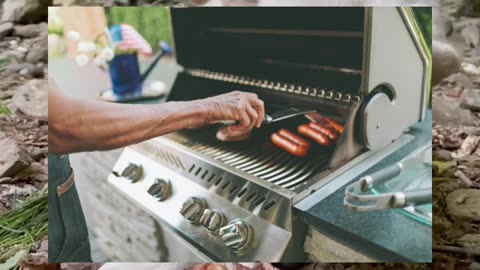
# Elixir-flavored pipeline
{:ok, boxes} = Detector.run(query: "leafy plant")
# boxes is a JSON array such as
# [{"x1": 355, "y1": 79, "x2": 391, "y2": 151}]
[
  {"x1": 48, "y1": 25, "x2": 64, "y2": 37},
  {"x1": 108, "y1": 7, "x2": 172, "y2": 53},
  {"x1": 0, "y1": 189, "x2": 48, "y2": 263}
]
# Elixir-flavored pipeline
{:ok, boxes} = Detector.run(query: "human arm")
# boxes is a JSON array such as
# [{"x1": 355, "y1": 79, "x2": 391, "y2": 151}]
[{"x1": 49, "y1": 78, "x2": 264, "y2": 154}]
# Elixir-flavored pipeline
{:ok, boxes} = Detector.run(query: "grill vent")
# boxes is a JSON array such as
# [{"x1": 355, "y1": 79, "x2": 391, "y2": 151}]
[
  {"x1": 150, "y1": 146, "x2": 186, "y2": 171},
  {"x1": 238, "y1": 188, "x2": 248, "y2": 198},
  {"x1": 214, "y1": 177, "x2": 223, "y2": 186},
  {"x1": 221, "y1": 181, "x2": 231, "y2": 190},
  {"x1": 263, "y1": 201, "x2": 276, "y2": 212},
  {"x1": 207, "y1": 174, "x2": 216, "y2": 182},
  {"x1": 254, "y1": 196, "x2": 266, "y2": 206},
  {"x1": 230, "y1": 185, "x2": 240, "y2": 193},
  {"x1": 246, "y1": 192, "x2": 257, "y2": 202},
  {"x1": 194, "y1": 167, "x2": 202, "y2": 176}
]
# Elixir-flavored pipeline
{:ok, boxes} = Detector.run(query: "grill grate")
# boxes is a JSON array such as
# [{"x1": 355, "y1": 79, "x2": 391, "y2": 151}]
[{"x1": 170, "y1": 131, "x2": 332, "y2": 190}]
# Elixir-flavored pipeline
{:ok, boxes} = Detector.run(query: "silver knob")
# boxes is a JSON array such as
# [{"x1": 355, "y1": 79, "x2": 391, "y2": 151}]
[
  {"x1": 147, "y1": 178, "x2": 172, "y2": 201},
  {"x1": 200, "y1": 209, "x2": 226, "y2": 233},
  {"x1": 219, "y1": 219, "x2": 254, "y2": 254},
  {"x1": 113, "y1": 163, "x2": 143, "y2": 183},
  {"x1": 179, "y1": 197, "x2": 207, "y2": 224}
]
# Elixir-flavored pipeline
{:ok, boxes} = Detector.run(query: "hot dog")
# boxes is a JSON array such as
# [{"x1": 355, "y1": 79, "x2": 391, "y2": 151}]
[
  {"x1": 271, "y1": 133, "x2": 309, "y2": 157},
  {"x1": 297, "y1": 124, "x2": 330, "y2": 146},
  {"x1": 278, "y1": 128, "x2": 311, "y2": 148},
  {"x1": 308, "y1": 122, "x2": 338, "y2": 141},
  {"x1": 324, "y1": 117, "x2": 344, "y2": 134}
]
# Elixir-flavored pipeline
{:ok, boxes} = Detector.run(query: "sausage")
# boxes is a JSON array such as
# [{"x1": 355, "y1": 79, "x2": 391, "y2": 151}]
[
  {"x1": 308, "y1": 122, "x2": 338, "y2": 141},
  {"x1": 271, "y1": 133, "x2": 309, "y2": 157},
  {"x1": 297, "y1": 124, "x2": 330, "y2": 146},
  {"x1": 324, "y1": 117, "x2": 344, "y2": 134},
  {"x1": 278, "y1": 128, "x2": 311, "y2": 148}
]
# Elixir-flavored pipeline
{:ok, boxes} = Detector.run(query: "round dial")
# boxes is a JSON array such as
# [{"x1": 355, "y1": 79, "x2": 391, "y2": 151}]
[
  {"x1": 147, "y1": 178, "x2": 172, "y2": 201},
  {"x1": 199, "y1": 209, "x2": 226, "y2": 233},
  {"x1": 117, "y1": 163, "x2": 143, "y2": 183},
  {"x1": 179, "y1": 197, "x2": 207, "y2": 224},
  {"x1": 219, "y1": 219, "x2": 254, "y2": 254}
]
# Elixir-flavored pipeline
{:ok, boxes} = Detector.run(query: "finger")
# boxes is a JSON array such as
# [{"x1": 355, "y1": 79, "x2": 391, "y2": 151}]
[
  {"x1": 216, "y1": 126, "x2": 251, "y2": 142},
  {"x1": 232, "y1": 109, "x2": 250, "y2": 131},
  {"x1": 250, "y1": 98, "x2": 265, "y2": 128},
  {"x1": 244, "y1": 105, "x2": 258, "y2": 130}
]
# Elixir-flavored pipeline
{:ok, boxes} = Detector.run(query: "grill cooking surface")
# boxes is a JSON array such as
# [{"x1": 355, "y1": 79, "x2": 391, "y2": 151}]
[
  {"x1": 190, "y1": 137, "x2": 331, "y2": 190},
  {"x1": 165, "y1": 117, "x2": 336, "y2": 191}
]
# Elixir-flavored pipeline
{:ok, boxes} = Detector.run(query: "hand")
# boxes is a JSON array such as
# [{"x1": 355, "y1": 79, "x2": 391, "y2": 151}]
[
  {"x1": 216, "y1": 125, "x2": 251, "y2": 142},
  {"x1": 202, "y1": 91, "x2": 265, "y2": 131}
]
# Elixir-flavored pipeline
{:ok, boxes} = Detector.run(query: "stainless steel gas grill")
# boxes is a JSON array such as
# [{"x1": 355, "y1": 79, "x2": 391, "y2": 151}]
[{"x1": 107, "y1": 7, "x2": 430, "y2": 261}]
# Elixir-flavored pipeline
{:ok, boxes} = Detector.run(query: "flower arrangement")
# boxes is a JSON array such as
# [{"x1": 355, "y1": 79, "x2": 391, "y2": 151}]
[
  {"x1": 67, "y1": 23, "x2": 152, "y2": 70},
  {"x1": 66, "y1": 29, "x2": 114, "y2": 69}
]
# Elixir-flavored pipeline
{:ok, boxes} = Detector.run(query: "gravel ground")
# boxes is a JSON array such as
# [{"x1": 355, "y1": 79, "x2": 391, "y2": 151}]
[{"x1": 0, "y1": 0, "x2": 49, "y2": 269}]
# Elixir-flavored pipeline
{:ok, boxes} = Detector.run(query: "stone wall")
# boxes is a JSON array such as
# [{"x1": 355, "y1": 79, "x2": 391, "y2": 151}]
[
  {"x1": 70, "y1": 150, "x2": 166, "y2": 262},
  {"x1": 70, "y1": 150, "x2": 209, "y2": 262},
  {"x1": 304, "y1": 227, "x2": 373, "y2": 262}
]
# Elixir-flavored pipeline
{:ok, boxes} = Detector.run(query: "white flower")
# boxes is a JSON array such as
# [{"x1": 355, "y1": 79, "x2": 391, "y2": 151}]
[
  {"x1": 150, "y1": 81, "x2": 167, "y2": 94},
  {"x1": 93, "y1": 56, "x2": 107, "y2": 69},
  {"x1": 67, "y1": 30, "x2": 80, "y2": 41},
  {"x1": 75, "y1": 54, "x2": 89, "y2": 67},
  {"x1": 99, "y1": 47, "x2": 114, "y2": 61},
  {"x1": 77, "y1": 41, "x2": 97, "y2": 53}
]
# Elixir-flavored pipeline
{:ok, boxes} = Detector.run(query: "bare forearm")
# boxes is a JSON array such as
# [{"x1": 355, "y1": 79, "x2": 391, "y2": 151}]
[{"x1": 50, "y1": 97, "x2": 206, "y2": 154}]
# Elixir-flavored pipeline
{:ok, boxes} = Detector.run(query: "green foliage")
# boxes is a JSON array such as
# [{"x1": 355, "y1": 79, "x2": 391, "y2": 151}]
[
  {"x1": 0, "y1": 189, "x2": 47, "y2": 263},
  {"x1": 412, "y1": 7, "x2": 432, "y2": 51},
  {"x1": 0, "y1": 101, "x2": 11, "y2": 116},
  {"x1": 108, "y1": 7, "x2": 172, "y2": 53},
  {"x1": 0, "y1": 57, "x2": 9, "y2": 70}
]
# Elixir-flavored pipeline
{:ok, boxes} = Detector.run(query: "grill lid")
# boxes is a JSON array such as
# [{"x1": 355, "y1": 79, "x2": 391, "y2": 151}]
[{"x1": 170, "y1": 7, "x2": 365, "y2": 95}]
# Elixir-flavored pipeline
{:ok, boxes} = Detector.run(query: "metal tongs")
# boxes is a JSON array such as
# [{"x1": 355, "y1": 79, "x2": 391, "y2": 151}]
[
  {"x1": 220, "y1": 108, "x2": 315, "y2": 125},
  {"x1": 344, "y1": 146, "x2": 432, "y2": 212}
]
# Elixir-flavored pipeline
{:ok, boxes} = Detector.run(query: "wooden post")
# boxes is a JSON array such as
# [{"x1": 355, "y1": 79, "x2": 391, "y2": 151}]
[{"x1": 57, "y1": 7, "x2": 108, "y2": 58}]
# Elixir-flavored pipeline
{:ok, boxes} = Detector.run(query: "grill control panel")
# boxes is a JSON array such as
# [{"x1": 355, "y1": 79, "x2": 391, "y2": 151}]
[{"x1": 108, "y1": 148, "x2": 288, "y2": 261}]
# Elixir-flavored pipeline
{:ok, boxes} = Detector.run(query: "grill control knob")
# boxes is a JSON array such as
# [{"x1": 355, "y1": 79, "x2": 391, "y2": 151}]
[
  {"x1": 113, "y1": 163, "x2": 143, "y2": 183},
  {"x1": 147, "y1": 178, "x2": 172, "y2": 201},
  {"x1": 199, "y1": 209, "x2": 226, "y2": 233},
  {"x1": 219, "y1": 219, "x2": 254, "y2": 254},
  {"x1": 179, "y1": 197, "x2": 207, "y2": 224}
]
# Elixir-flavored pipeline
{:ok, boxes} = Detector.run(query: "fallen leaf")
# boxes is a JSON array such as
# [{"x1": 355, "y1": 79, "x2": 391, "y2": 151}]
[
  {"x1": 0, "y1": 249, "x2": 27, "y2": 270},
  {"x1": 452, "y1": 135, "x2": 480, "y2": 159}
]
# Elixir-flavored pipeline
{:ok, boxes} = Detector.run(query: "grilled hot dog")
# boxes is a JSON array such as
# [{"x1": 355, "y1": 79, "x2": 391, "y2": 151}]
[
  {"x1": 278, "y1": 128, "x2": 311, "y2": 148},
  {"x1": 271, "y1": 133, "x2": 309, "y2": 157},
  {"x1": 324, "y1": 117, "x2": 344, "y2": 134},
  {"x1": 298, "y1": 124, "x2": 330, "y2": 146},
  {"x1": 308, "y1": 122, "x2": 338, "y2": 140}
]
